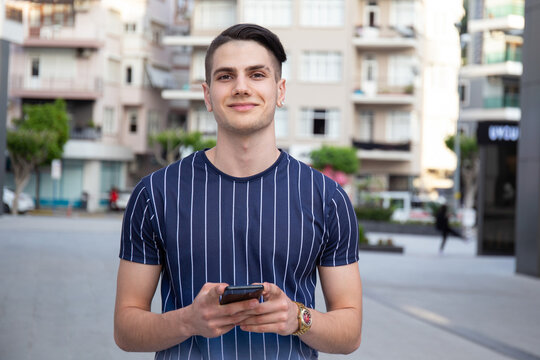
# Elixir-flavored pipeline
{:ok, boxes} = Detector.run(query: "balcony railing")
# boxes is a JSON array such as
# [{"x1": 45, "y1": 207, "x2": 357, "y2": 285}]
[
  {"x1": 484, "y1": 46, "x2": 522, "y2": 64},
  {"x1": 352, "y1": 140, "x2": 411, "y2": 152},
  {"x1": 10, "y1": 75, "x2": 102, "y2": 99},
  {"x1": 70, "y1": 127, "x2": 101, "y2": 140},
  {"x1": 484, "y1": 94, "x2": 520, "y2": 108},
  {"x1": 485, "y1": 0, "x2": 524, "y2": 18}
]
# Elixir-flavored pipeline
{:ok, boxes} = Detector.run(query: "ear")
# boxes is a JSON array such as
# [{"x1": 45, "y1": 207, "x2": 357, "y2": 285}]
[
  {"x1": 276, "y1": 78, "x2": 286, "y2": 107},
  {"x1": 202, "y1": 82, "x2": 213, "y2": 112}
]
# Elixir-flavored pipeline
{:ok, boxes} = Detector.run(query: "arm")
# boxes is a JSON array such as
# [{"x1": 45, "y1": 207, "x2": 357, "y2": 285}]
[
  {"x1": 238, "y1": 263, "x2": 362, "y2": 354},
  {"x1": 114, "y1": 259, "x2": 259, "y2": 352}
]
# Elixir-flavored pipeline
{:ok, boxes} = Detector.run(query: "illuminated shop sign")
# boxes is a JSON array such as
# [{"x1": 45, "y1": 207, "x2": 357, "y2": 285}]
[{"x1": 477, "y1": 121, "x2": 520, "y2": 145}]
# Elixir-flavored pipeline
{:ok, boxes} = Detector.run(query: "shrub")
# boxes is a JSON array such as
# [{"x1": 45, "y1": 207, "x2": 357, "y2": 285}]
[
  {"x1": 355, "y1": 206, "x2": 394, "y2": 222},
  {"x1": 358, "y1": 224, "x2": 368, "y2": 244}
]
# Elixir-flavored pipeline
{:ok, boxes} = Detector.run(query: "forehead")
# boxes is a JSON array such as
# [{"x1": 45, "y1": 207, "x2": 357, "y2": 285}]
[{"x1": 210, "y1": 40, "x2": 277, "y2": 73}]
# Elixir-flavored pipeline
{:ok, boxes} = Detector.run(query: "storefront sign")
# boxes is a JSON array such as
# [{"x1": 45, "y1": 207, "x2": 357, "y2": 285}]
[{"x1": 477, "y1": 121, "x2": 520, "y2": 145}]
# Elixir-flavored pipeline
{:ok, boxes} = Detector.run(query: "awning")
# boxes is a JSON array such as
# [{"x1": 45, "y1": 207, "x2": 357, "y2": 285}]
[{"x1": 145, "y1": 64, "x2": 177, "y2": 89}]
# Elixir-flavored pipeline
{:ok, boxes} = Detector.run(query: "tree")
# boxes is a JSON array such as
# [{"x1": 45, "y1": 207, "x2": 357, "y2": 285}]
[
  {"x1": 445, "y1": 133, "x2": 479, "y2": 209},
  {"x1": 310, "y1": 146, "x2": 359, "y2": 186},
  {"x1": 7, "y1": 99, "x2": 69, "y2": 213},
  {"x1": 148, "y1": 129, "x2": 216, "y2": 166}
]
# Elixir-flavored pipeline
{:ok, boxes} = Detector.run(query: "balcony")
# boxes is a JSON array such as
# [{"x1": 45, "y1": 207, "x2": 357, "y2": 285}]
[
  {"x1": 351, "y1": 85, "x2": 415, "y2": 105},
  {"x1": 485, "y1": 0, "x2": 524, "y2": 18},
  {"x1": 163, "y1": 35, "x2": 213, "y2": 47},
  {"x1": 70, "y1": 127, "x2": 101, "y2": 141},
  {"x1": 460, "y1": 61, "x2": 522, "y2": 78},
  {"x1": 353, "y1": 25, "x2": 418, "y2": 49},
  {"x1": 352, "y1": 140, "x2": 412, "y2": 161},
  {"x1": 1, "y1": 4, "x2": 23, "y2": 43},
  {"x1": 468, "y1": 15, "x2": 524, "y2": 33},
  {"x1": 10, "y1": 75, "x2": 102, "y2": 100},
  {"x1": 460, "y1": 108, "x2": 521, "y2": 122},
  {"x1": 484, "y1": 93, "x2": 520, "y2": 108},
  {"x1": 162, "y1": 83, "x2": 204, "y2": 101},
  {"x1": 25, "y1": 26, "x2": 102, "y2": 49}
]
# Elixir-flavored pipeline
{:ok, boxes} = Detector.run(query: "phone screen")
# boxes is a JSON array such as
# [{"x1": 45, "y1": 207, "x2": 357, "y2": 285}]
[{"x1": 220, "y1": 285, "x2": 264, "y2": 305}]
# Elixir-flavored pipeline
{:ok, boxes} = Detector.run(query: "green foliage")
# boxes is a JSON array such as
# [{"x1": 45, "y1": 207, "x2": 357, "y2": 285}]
[
  {"x1": 358, "y1": 224, "x2": 368, "y2": 244},
  {"x1": 309, "y1": 146, "x2": 359, "y2": 174},
  {"x1": 7, "y1": 129, "x2": 57, "y2": 164},
  {"x1": 355, "y1": 206, "x2": 394, "y2": 222},
  {"x1": 18, "y1": 99, "x2": 70, "y2": 163},
  {"x1": 148, "y1": 129, "x2": 216, "y2": 166},
  {"x1": 444, "y1": 134, "x2": 478, "y2": 161}
]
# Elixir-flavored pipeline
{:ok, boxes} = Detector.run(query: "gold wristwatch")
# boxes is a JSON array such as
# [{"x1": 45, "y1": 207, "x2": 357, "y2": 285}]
[{"x1": 292, "y1": 301, "x2": 312, "y2": 336}]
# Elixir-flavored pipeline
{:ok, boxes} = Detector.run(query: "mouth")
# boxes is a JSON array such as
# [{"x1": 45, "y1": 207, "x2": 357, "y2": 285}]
[{"x1": 228, "y1": 103, "x2": 258, "y2": 112}]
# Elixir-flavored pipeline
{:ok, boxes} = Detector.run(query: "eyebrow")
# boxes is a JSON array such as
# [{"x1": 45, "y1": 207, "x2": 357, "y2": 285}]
[{"x1": 212, "y1": 64, "x2": 272, "y2": 78}]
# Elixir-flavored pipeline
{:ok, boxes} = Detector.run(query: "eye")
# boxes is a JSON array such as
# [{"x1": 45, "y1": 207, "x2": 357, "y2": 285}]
[
  {"x1": 217, "y1": 74, "x2": 232, "y2": 81},
  {"x1": 251, "y1": 72, "x2": 266, "y2": 79}
]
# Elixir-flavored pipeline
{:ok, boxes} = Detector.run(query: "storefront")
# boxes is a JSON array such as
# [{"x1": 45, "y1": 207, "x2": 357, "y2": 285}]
[{"x1": 476, "y1": 121, "x2": 519, "y2": 255}]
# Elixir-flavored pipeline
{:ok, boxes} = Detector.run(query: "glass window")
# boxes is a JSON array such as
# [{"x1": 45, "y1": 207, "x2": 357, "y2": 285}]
[
  {"x1": 300, "y1": 108, "x2": 340, "y2": 138},
  {"x1": 275, "y1": 107, "x2": 288, "y2": 138},
  {"x1": 359, "y1": 111, "x2": 374, "y2": 142},
  {"x1": 107, "y1": 59, "x2": 120, "y2": 84},
  {"x1": 388, "y1": 55, "x2": 416, "y2": 86},
  {"x1": 126, "y1": 66, "x2": 133, "y2": 84},
  {"x1": 386, "y1": 111, "x2": 410, "y2": 142},
  {"x1": 129, "y1": 110, "x2": 138, "y2": 133},
  {"x1": 301, "y1": 0, "x2": 344, "y2": 27},
  {"x1": 195, "y1": 1, "x2": 236, "y2": 30},
  {"x1": 147, "y1": 110, "x2": 160, "y2": 135},
  {"x1": 103, "y1": 107, "x2": 117, "y2": 135},
  {"x1": 390, "y1": 0, "x2": 416, "y2": 28},
  {"x1": 31, "y1": 58, "x2": 40, "y2": 77},
  {"x1": 244, "y1": 0, "x2": 292, "y2": 26},
  {"x1": 300, "y1": 51, "x2": 342, "y2": 83},
  {"x1": 101, "y1": 161, "x2": 122, "y2": 193},
  {"x1": 194, "y1": 105, "x2": 217, "y2": 135},
  {"x1": 124, "y1": 23, "x2": 137, "y2": 33}
]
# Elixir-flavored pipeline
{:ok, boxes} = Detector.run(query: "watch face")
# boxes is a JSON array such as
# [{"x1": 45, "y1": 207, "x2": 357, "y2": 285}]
[{"x1": 301, "y1": 309, "x2": 312, "y2": 326}]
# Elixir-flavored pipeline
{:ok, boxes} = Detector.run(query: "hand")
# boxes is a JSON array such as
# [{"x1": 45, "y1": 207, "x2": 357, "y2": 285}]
[
  {"x1": 237, "y1": 282, "x2": 299, "y2": 336},
  {"x1": 184, "y1": 283, "x2": 260, "y2": 338}
]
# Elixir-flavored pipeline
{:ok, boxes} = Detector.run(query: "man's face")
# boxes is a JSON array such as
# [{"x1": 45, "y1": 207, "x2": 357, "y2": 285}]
[{"x1": 202, "y1": 40, "x2": 286, "y2": 136}]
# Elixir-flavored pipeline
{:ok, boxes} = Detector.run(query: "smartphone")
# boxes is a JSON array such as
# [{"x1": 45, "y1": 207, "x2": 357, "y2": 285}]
[{"x1": 220, "y1": 285, "x2": 264, "y2": 305}]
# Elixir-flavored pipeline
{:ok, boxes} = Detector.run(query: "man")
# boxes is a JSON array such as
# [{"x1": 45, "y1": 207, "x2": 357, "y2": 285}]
[{"x1": 114, "y1": 24, "x2": 362, "y2": 359}]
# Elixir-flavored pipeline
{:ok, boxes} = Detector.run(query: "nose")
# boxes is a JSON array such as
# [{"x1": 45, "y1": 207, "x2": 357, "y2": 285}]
[{"x1": 233, "y1": 75, "x2": 251, "y2": 96}]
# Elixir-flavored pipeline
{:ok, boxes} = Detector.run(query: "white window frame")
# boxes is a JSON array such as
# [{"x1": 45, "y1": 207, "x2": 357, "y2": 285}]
[
  {"x1": 300, "y1": 0, "x2": 344, "y2": 27},
  {"x1": 274, "y1": 107, "x2": 288, "y2": 139},
  {"x1": 243, "y1": 0, "x2": 292, "y2": 27},
  {"x1": 103, "y1": 107, "x2": 117, "y2": 135},
  {"x1": 390, "y1": 0, "x2": 416, "y2": 28},
  {"x1": 364, "y1": 0, "x2": 380, "y2": 28},
  {"x1": 359, "y1": 110, "x2": 375, "y2": 142},
  {"x1": 299, "y1": 108, "x2": 340, "y2": 138},
  {"x1": 300, "y1": 51, "x2": 342, "y2": 83},
  {"x1": 388, "y1": 55, "x2": 416, "y2": 87},
  {"x1": 386, "y1": 111, "x2": 411, "y2": 142},
  {"x1": 194, "y1": 106, "x2": 217, "y2": 135},
  {"x1": 194, "y1": 1, "x2": 236, "y2": 30}
]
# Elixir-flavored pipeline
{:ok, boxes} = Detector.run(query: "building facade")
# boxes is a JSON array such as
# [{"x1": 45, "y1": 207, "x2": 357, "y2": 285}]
[
  {"x1": 162, "y1": 0, "x2": 463, "y2": 202},
  {"x1": 459, "y1": 0, "x2": 524, "y2": 254},
  {"x1": 5, "y1": 0, "x2": 180, "y2": 212}
]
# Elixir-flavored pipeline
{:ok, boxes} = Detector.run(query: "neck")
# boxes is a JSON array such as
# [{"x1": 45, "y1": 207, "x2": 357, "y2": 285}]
[{"x1": 206, "y1": 128, "x2": 280, "y2": 178}]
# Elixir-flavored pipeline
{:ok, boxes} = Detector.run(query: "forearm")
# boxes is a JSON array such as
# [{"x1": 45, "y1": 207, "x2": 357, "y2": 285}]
[
  {"x1": 114, "y1": 306, "x2": 193, "y2": 352},
  {"x1": 299, "y1": 307, "x2": 362, "y2": 354}
]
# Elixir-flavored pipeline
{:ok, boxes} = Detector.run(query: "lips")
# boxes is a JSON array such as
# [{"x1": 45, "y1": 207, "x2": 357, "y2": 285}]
[{"x1": 228, "y1": 103, "x2": 258, "y2": 111}]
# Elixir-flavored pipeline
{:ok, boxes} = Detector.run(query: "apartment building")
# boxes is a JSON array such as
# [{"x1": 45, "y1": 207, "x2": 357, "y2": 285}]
[
  {"x1": 459, "y1": 0, "x2": 524, "y2": 255},
  {"x1": 6, "y1": 0, "x2": 178, "y2": 211},
  {"x1": 162, "y1": 0, "x2": 463, "y2": 201}
]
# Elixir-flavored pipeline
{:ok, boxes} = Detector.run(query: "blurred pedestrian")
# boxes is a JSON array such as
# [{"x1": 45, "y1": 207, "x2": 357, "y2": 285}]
[
  {"x1": 109, "y1": 187, "x2": 118, "y2": 211},
  {"x1": 435, "y1": 204, "x2": 463, "y2": 253}
]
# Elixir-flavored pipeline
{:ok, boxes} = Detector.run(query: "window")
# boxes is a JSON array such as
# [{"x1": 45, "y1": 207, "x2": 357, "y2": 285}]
[
  {"x1": 103, "y1": 107, "x2": 117, "y2": 135},
  {"x1": 300, "y1": 52, "x2": 342, "y2": 83},
  {"x1": 147, "y1": 110, "x2": 160, "y2": 135},
  {"x1": 101, "y1": 161, "x2": 122, "y2": 193},
  {"x1": 300, "y1": 109, "x2": 340, "y2": 138},
  {"x1": 359, "y1": 111, "x2": 374, "y2": 142},
  {"x1": 106, "y1": 59, "x2": 120, "y2": 84},
  {"x1": 194, "y1": 1, "x2": 236, "y2": 30},
  {"x1": 275, "y1": 107, "x2": 288, "y2": 138},
  {"x1": 386, "y1": 111, "x2": 410, "y2": 142},
  {"x1": 31, "y1": 58, "x2": 40, "y2": 77},
  {"x1": 126, "y1": 66, "x2": 133, "y2": 84},
  {"x1": 244, "y1": 0, "x2": 292, "y2": 27},
  {"x1": 365, "y1": 0, "x2": 379, "y2": 27},
  {"x1": 281, "y1": 53, "x2": 291, "y2": 80},
  {"x1": 301, "y1": 0, "x2": 344, "y2": 27},
  {"x1": 151, "y1": 22, "x2": 164, "y2": 45},
  {"x1": 129, "y1": 110, "x2": 138, "y2": 133},
  {"x1": 390, "y1": 0, "x2": 416, "y2": 28},
  {"x1": 192, "y1": 51, "x2": 206, "y2": 82},
  {"x1": 124, "y1": 23, "x2": 137, "y2": 33},
  {"x1": 194, "y1": 106, "x2": 217, "y2": 135},
  {"x1": 388, "y1": 55, "x2": 416, "y2": 86}
]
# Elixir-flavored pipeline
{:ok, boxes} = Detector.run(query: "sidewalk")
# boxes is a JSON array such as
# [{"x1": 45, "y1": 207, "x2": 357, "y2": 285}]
[
  {"x1": 0, "y1": 216, "x2": 539, "y2": 360},
  {"x1": 317, "y1": 232, "x2": 540, "y2": 360}
]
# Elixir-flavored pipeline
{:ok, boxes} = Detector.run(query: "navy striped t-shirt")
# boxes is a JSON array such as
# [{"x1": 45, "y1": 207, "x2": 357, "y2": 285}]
[{"x1": 120, "y1": 150, "x2": 359, "y2": 360}]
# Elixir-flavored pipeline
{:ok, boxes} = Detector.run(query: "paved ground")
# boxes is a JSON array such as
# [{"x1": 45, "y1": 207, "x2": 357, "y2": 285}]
[{"x1": 0, "y1": 214, "x2": 539, "y2": 360}]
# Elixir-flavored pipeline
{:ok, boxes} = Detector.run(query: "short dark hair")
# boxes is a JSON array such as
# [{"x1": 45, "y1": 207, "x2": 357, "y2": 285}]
[{"x1": 204, "y1": 23, "x2": 287, "y2": 84}]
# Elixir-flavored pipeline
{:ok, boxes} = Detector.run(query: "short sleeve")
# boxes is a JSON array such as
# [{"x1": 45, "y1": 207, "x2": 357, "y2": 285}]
[
  {"x1": 119, "y1": 180, "x2": 163, "y2": 265},
  {"x1": 318, "y1": 185, "x2": 359, "y2": 267}
]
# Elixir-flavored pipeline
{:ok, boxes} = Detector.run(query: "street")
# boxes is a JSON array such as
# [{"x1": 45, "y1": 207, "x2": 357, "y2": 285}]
[{"x1": 1, "y1": 215, "x2": 539, "y2": 360}]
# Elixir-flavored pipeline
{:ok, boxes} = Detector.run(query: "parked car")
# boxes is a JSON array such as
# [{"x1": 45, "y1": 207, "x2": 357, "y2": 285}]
[
  {"x1": 2, "y1": 188, "x2": 36, "y2": 214},
  {"x1": 116, "y1": 190, "x2": 132, "y2": 210}
]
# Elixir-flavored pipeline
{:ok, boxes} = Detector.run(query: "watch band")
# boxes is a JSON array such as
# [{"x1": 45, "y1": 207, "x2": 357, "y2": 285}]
[{"x1": 292, "y1": 301, "x2": 312, "y2": 336}]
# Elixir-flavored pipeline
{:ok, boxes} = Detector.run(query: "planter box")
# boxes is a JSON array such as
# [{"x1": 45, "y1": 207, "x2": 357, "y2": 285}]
[
  {"x1": 359, "y1": 220, "x2": 439, "y2": 236},
  {"x1": 359, "y1": 244, "x2": 404, "y2": 253}
]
